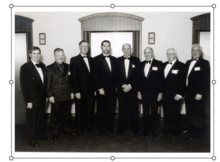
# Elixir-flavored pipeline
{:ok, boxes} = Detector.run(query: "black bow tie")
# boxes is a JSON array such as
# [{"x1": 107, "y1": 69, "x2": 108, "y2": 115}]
[
  {"x1": 145, "y1": 60, "x2": 151, "y2": 64},
  {"x1": 192, "y1": 59, "x2": 197, "y2": 61},
  {"x1": 35, "y1": 64, "x2": 42, "y2": 68},
  {"x1": 168, "y1": 62, "x2": 172, "y2": 65},
  {"x1": 104, "y1": 56, "x2": 110, "y2": 58},
  {"x1": 124, "y1": 57, "x2": 130, "y2": 60}
]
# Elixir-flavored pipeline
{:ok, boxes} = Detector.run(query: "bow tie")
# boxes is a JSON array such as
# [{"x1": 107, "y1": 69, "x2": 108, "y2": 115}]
[
  {"x1": 124, "y1": 57, "x2": 130, "y2": 60},
  {"x1": 104, "y1": 56, "x2": 110, "y2": 58},
  {"x1": 35, "y1": 64, "x2": 42, "y2": 68},
  {"x1": 192, "y1": 59, "x2": 197, "y2": 61},
  {"x1": 168, "y1": 62, "x2": 172, "y2": 65},
  {"x1": 145, "y1": 60, "x2": 151, "y2": 64}
]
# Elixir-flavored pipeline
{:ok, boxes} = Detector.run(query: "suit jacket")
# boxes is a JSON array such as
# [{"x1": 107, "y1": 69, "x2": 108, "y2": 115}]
[
  {"x1": 93, "y1": 53, "x2": 117, "y2": 95},
  {"x1": 139, "y1": 59, "x2": 163, "y2": 98},
  {"x1": 185, "y1": 57, "x2": 210, "y2": 98},
  {"x1": 160, "y1": 59, "x2": 186, "y2": 99},
  {"x1": 20, "y1": 61, "x2": 47, "y2": 107},
  {"x1": 46, "y1": 62, "x2": 73, "y2": 102},
  {"x1": 116, "y1": 56, "x2": 140, "y2": 96},
  {"x1": 70, "y1": 54, "x2": 95, "y2": 96}
]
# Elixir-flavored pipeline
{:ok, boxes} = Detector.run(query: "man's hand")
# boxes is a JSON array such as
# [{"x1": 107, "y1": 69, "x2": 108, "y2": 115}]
[
  {"x1": 49, "y1": 96, "x2": 55, "y2": 103},
  {"x1": 46, "y1": 98, "x2": 48, "y2": 102},
  {"x1": 94, "y1": 91, "x2": 96, "y2": 96},
  {"x1": 157, "y1": 93, "x2": 163, "y2": 102},
  {"x1": 195, "y1": 94, "x2": 202, "y2": 100},
  {"x1": 122, "y1": 84, "x2": 132, "y2": 93},
  {"x1": 70, "y1": 93, "x2": 74, "y2": 100},
  {"x1": 174, "y1": 94, "x2": 182, "y2": 101},
  {"x1": 27, "y1": 102, "x2": 33, "y2": 109},
  {"x1": 99, "y1": 89, "x2": 105, "y2": 95},
  {"x1": 137, "y1": 91, "x2": 142, "y2": 100},
  {"x1": 75, "y1": 93, "x2": 81, "y2": 99}
]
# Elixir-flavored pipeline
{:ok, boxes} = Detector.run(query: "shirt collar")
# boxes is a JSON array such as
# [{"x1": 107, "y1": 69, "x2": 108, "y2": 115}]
[
  {"x1": 169, "y1": 58, "x2": 177, "y2": 64},
  {"x1": 81, "y1": 53, "x2": 87, "y2": 57},
  {"x1": 124, "y1": 55, "x2": 130, "y2": 59},
  {"x1": 31, "y1": 59, "x2": 39, "y2": 66},
  {"x1": 103, "y1": 53, "x2": 110, "y2": 57},
  {"x1": 145, "y1": 58, "x2": 153, "y2": 62},
  {"x1": 55, "y1": 61, "x2": 63, "y2": 66}
]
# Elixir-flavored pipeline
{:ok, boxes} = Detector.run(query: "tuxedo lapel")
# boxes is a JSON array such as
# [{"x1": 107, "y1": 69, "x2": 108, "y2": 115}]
[
  {"x1": 120, "y1": 58, "x2": 126, "y2": 79},
  {"x1": 166, "y1": 60, "x2": 179, "y2": 78},
  {"x1": 101, "y1": 55, "x2": 111, "y2": 73},
  {"x1": 145, "y1": 60, "x2": 154, "y2": 78},
  {"x1": 188, "y1": 57, "x2": 201, "y2": 77},
  {"x1": 53, "y1": 62, "x2": 63, "y2": 78},
  {"x1": 28, "y1": 61, "x2": 43, "y2": 83},
  {"x1": 127, "y1": 58, "x2": 133, "y2": 79}
]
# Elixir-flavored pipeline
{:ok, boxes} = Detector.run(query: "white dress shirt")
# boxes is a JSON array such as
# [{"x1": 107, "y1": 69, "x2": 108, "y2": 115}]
[
  {"x1": 31, "y1": 59, "x2": 44, "y2": 83},
  {"x1": 164, "y1": 59, "x2": 177, "y2": 78},
  {"x1": 124, "y1": 56, "x2": 130, "y2": 78},
  {"x1": 186, "y1": 59, "x2": 198, "y2": 86},
  {"x1": 81, "y1": 54, "x2": 91, "y2": 72},
  {"x1": 103, "y1": 54, "x2": 112, "y2": 71},
  {"x1": 144, "y1": 58, "x2": 153, "y2": 77}
]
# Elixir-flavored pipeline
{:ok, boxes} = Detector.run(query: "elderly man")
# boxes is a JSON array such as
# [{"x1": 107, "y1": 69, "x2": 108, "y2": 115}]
[
  {"x1": 93, "y1": 40, "x2": 117, "y2": 136},
  {"x1": 70, "y1": 40, "x2": 96, "y2": 136},
  {"x1": 20, "y1": 46, "x2": 50, "y2": 147},
  {"x1": 116, "y1": 43, "x2": 140, "y2": 136},
  {"x1": 138, "y1": 47, "x2": 163, "y2": 138},
  {"x1": 46, "y1": 48, "x2": 75, "y2": 140},
  {"x1": 159, "y1": 48, "x2": 185, "y2": 138},
  {"x1": 185, "y1": 44, "x2": 210, "y2": 140}
]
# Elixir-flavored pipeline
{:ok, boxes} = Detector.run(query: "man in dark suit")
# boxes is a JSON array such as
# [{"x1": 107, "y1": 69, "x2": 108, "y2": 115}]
[
  {"x1": 20, "y1": 46, "x2": 50, "y2": 147},
  {"x1": 46, "y1": 48, "x2": 75, "y2": 140},
  {"x1": 159, "y1": 48, "x2": 185, "y2": 138},
  {"x1": 138, "y1": 47, "x2": 163, "y2": 138},
  {"x1": 93, "y1": 40, "x2": 117, "y2": 136},
  {"x1": 70, "y1": 40, "x2": 96, "y2": 136},
  {"x1": 116, "y1": 43, "x2": 140, "y2": 136},
  {"x1": 185, "y1": 44, "x2": 210, "y2": 140}
]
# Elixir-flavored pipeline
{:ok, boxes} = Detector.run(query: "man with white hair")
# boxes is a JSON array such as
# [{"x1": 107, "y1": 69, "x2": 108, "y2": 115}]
[
  {"x1": 185, "y1": 44, "x2": 210, "y2": 140},
  {"x1": 159, "y1": 48, "x2": 185, "y2": 138}
]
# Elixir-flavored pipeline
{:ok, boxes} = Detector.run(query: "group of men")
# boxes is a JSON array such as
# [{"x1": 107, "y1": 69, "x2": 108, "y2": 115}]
[{"x1": 20, "y1": 40, "x2": 210, "y2": 147}]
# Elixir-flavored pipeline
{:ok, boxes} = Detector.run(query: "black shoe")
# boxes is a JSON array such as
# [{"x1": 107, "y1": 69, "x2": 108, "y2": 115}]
[
  {"x1": 153, "y1": 135, "x2": 158, "y2": 139},
  {"x1": 38, "y1": 135, "x2": 50, "y2": 140},
  {"x1": 116, "y1": 131, "x2": 122, "y2": 136},
  {"x1": 161, "y1": 130, "x2": 170, "y2": 136},
  {"x1": 107, "y1": 128, "x2": 115, "y2": 133},
  {"x1": 76, "y1": 131, "x2": 83, "y2": 136},
  {"x1": 99, "y1": 132, "x2": 105, "y2": 136},
  {"x1": 190, "y1": 134, "x2": 200, "y2": 140},
  {"x1": 52, "y1": 135, "x2": 58, "y2": 141},
  {"x1": 132, "y1": 131, "x2": 140, "y2": 136},
  {"x1": 28, "y1": 141, "x2": 39, "y2": 147}
]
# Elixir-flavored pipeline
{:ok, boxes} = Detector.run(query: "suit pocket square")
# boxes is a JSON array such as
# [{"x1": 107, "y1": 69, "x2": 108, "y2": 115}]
[
  {"x1": 195, "y1": 67, "x2": 200, "y2": 71},
  {"x1": 152, "y1": 67, "x2": 158, "y2": 71},
  {"x1": 132, "y1": 65, "x2": 135, "y2": 68},
  {"x1": 172, "y1": 70, "x2": 178, "y2": 74}
]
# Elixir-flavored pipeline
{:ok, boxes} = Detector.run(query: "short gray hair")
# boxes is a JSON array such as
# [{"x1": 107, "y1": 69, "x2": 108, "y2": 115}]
[
  {"x1": 166, "y1": 48, "x2": 177, "y2": 55},
  {"x1": 191, "y1": 44, "x2": 203, "y2": 51},
  {"x1": 122, "y1": 43, "x2": 131, "y2": 50}
]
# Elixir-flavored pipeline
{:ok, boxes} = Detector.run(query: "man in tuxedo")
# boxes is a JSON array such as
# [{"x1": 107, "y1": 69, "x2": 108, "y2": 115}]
[
  {"x1": 116, "y1": 43, "x2": 140, "y2": 136},
  {"x1": 159, "y1": 48, "x2": 185, "y2": 138},
  {"x1": 70, "y1": 40, "x2": 95, "y2": 136},
  {"x1": 46, "y1": 48, "x2": 75, "y2": 140},
  {"x1": 137, "y1": 47, "x2": 163, "y2": 138},
  {"x1": 93, "y1": 40, "x2": 117, "y2": 136},
  {"x1": 20, "y1": 46, "x2": 50, "y2": 147},
  {"x1": 185, "y1": 44, "x2": 210, "y2": 140}
]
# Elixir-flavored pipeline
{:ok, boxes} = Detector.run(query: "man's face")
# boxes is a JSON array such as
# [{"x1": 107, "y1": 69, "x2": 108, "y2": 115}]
[
  {"x1": 122, "y1": 44, "x2": 131, "y2": 57},
  {"x1": 101, "y1": 42, "x2": 110, "y2": 54},
  {"x1": 80, "y1": 42, "x2": 89, "y2": 55},
  {"x1": 55, "y1": 51, "x2": 65, "y2": 64},
  {"x1": 29, "y1": 50, "x2": 41, "y2": 63},
  {"x1": 192, "y1": 45, "x2": 201, "y2": 59},
  {"x1": 166, "y1": 49, "x2": 176, "y2": 62},
  {"x1": 144, "y1": 48, "x2": 153, "y2": 61}
]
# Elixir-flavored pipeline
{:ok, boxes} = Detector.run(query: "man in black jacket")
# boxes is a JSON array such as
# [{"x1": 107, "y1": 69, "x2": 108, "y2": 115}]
[
  {"x1": 185, "y1": 44, "x2": 210, "y2": 140},
  {"x1": 20, "y1": 46, "x2": 50, "y2": 147},
  {"x1": 116, "y1": 43, "x2": 140, "y2": 136},
  {"x1": 138, "y1": 47, "x2": 163, "y2": 138},
  {"x1": 70, "y1": 40, "x2": 95, "y2": 136},
  {"x1": 93, "y1": 40, "x2": 117, "y2": 136},
  {"x1": 46, "y1": 48, "x2": 75, "y2": 140},
  {"x1": 159, "y1": 48, "x2": 185, "y2": 138}
]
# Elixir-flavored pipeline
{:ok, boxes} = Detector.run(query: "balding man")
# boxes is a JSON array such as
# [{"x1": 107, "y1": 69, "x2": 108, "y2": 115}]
[
  {"x1": 159, "y1": 48, "x2": 185, "y2": 138},
  {"x1": 185, "y1": 44, "x2": 210, "y2": 140},
  {"x1": 115, "y1": 43, "x2": 140, "y2": 136},
  {"x1": 137, "y1": 47, "x2": 162, "y2": 138}
]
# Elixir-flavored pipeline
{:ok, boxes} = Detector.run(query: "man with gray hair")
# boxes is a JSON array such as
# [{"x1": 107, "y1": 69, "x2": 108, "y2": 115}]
[
  {"x1": 159, "y1": 48, "x2": 185, "y2": 138},
  {"x1": 46, "y1": 48, "x2": 75, "y2": 140},
  {"x1": 185, "y1": 44, "x2": 210, "y2": 140},
  {"x1": 137, "y1": 47, "x2": 163, "y2": 138}
]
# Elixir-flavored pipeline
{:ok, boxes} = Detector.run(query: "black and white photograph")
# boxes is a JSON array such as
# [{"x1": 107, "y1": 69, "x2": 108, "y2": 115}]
[{"x1": 1, "y1": 0, "x2": 220, "y2": 162}]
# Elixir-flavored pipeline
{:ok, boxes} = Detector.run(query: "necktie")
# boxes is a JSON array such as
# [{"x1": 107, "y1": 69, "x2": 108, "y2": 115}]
[
  {"x1": 192, "y1": 59, "x2": 197, "y2": 61},
  {"x1": 35, "y1": 64, "x2": 41, "y2": 68},
  {"x1": 168, "y1": 62, "x2": 172, "y2": 65},
  {"x1": 145, "y1": 60, "x2": 151, "y2": 64}
]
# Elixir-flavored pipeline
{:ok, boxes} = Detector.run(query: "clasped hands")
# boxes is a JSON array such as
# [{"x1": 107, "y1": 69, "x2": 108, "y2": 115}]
[{"x1": 122, "y1": 84, "x2": 132, "y2": 93}]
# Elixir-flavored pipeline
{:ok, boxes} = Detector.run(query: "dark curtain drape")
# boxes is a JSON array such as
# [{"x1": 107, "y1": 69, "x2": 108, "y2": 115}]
[
  {"x1": 83, "y1": 31, "x2": 91, "y2": 56},
  {"x1": 132, "y1": 31, "x2": 140, "y2": 58}
]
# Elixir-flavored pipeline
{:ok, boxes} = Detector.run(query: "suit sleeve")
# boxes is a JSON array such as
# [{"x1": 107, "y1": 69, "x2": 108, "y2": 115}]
[
  {"x1": 129, "y1": 58, "x2": 140, "y2": 89},
  {"x1": 115, "y1": 59, "x2": 124, "y2": 88},
  {"x1": 159, "y1": 63, "x2": 165, "y2": 94},
  {"x1": 20, "y1": 65, "x2": 32, "y2": 104},
  {"x1": 93, "y1": 58, "x2": 103, "y2": 90},
  {"x1": 70, "y1": 58, "x2": 79, "y2": 93},
  {"x1": 46, "y1": 66, "x2": 53, "y2": 98},
  {"x1": 177, "y1": 63, "x2": 186, "y2": 96},
  {"x1": 198, "y1": 61, "x2": 210, "y2": 95}
]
